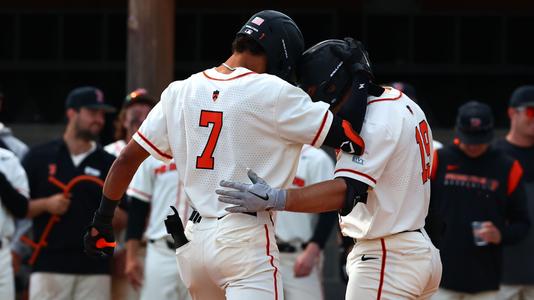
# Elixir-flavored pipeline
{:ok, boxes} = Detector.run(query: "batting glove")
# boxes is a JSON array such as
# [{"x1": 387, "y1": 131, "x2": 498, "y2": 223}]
[
  {"x1": 216, "y1": 169, "x2": 287, "y2": 213},
  {"x1": 331, "y1": 37, "x2": 373, "y2": 79},
  {"x1": 83, "y1": 212, "x2": 116, "y2": 258}
]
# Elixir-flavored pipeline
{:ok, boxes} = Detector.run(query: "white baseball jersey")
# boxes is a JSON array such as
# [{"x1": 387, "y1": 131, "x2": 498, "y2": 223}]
[
  {"x1": 133, "y1": 67, "x2": 332, "y2": 218},
  {"x1": 104, "y1": 140, "x2": 126, "y2": 157},
  {"x1": 335, "y1": 87, "x2": 433, "y2": 240},
  {"x1": 127, "y1": 157, "x2": 190, "y2": 240},
  {"x1": 275, "y1": 145, "x2": 334, "y2": 244},
  {"x1": 0, "y1": 148, "x2": 29, "y2": 239}
]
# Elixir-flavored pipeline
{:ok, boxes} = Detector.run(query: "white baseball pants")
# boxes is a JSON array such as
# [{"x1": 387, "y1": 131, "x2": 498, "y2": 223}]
[
  {"x1": 176, "y1": 211, "x2": 283, "y2": 300},
  {"x1": 0, "y1": 245, "x2": 14, "y2": 300},
  {"x1": 29, "y1": 272, "x2": 110, "y2": 300},
  {"x1": 346, "y1": 230, "x2": 442, "y2": 300}
]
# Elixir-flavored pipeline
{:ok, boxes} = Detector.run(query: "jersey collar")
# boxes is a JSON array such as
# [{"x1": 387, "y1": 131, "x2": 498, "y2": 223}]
[{"x1": 202, "y1": 67, "x2": 256, "y2": 81}]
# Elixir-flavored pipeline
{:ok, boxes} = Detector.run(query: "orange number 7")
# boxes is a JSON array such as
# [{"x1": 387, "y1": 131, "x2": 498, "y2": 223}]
[{"x1": 196, "y1": 110, "x2": 223, "y2": 170}]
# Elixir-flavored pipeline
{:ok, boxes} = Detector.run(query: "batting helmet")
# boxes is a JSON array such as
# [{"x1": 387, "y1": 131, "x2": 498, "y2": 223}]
[
  {"x1": 297, "y1": 39, "x2": 355, "y2": 109},
  {"x1": 237, "y1": 10, "x2": 304, "y2": 82}
]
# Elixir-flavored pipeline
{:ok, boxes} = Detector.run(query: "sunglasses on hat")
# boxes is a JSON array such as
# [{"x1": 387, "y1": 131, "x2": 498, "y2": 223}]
[{"x1": 516, "y1": 106, "x2": 534, "y2": 119}]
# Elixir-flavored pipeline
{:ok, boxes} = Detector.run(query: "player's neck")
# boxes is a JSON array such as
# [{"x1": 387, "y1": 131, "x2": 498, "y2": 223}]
[
  {"x1": 63, "y1": 126, "x2": 95, "y2": 155},
  {"x1": 216, "y1": 52, "x2": 267, "y2": 74},
  {"x1": 506, "y1": 130, "x2": 534, "y2": 147}
]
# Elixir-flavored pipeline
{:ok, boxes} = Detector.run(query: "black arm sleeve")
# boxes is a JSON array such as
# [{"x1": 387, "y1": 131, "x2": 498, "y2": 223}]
[
  {"x1": 336, "y1": 72, "x2": 371, "y2": 133},
  {"x1": 0, "y1": 172, "x2": 28, "y2": 218},
  {"x1": 338, "y1": 177, "x2": 368, "y2": 216},
  {"x1": 125, "y1": 196, "x2": 150, "y2": 241},
  {"x1": 502, "y1": 179, "x2": 531, "y2": 245},
  {"x1": 309, "y1": 211, "x2": 337, "y2": 249}
]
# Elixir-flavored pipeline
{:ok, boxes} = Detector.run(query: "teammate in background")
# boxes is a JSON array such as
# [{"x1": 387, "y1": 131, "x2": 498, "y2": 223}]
[
  {"x1": 427, "y1": 101, "x2": 530, "y2": 300},
  {"x1": 495, "y1": 86, "x2": 534, "y2": 300},
  {"x1": 275, "y1": 145, "x2": 337, "y2": 300},
  {"x1": 125, "y1": 156, "x2": 191, "y2": 300},
  {"x1": 0, "y1": 91, "x2": 32, "y2": 299},
  {"x1": 104, "y1": 88, "x2": 155, "y2": 300},
  {"x1": 216, "y1": 39, "x2": 443, "y2": 299},
  {"x1": 104, "y1": 88, "x2": 154, "y2": 157},
  {"x1": 84, "y1": 10, "x2": 370, "y2": 300},
  {"x1": 0, "y1": 149, "x2": 29, "y2": 300},
  {"x1": 24, "y1": 87, "x2": 117, "y2": 300}
]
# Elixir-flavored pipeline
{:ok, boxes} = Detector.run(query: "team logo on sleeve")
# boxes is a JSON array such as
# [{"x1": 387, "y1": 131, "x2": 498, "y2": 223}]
[
  {"x1": 352, "y1": 156, "x2": 364, "y2": 165},
  {"x1": 212, "y1": 90, "x2": 220, "y2": 101}
]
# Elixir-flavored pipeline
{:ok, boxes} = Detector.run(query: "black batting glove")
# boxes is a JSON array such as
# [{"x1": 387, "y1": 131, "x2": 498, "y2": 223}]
[
  {"x1": 331, "y1": 37, "x2": 373, "y2": 79},
  {"x1": 84, "y1": 211, "x2": 116, "y2": 258}
]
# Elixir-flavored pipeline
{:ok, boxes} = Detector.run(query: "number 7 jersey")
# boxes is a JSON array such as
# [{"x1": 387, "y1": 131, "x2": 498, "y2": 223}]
[
  {"x1": 133, "y1": 67, "x2": 332, "y2": 218},
  {"x1": 335, "y1": 87, "x2": 434, "y2": 240}
]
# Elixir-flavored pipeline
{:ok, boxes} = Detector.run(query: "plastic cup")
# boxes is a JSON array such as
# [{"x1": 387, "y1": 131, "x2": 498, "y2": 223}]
[{"x1": 472, "y1": 221, "x2": 488, "y2": 246}]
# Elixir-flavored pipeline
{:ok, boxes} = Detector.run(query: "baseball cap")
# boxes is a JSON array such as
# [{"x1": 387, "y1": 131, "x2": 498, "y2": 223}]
[
  {"x1": 509, "y1": 85, "x2": 534, "y2": 108},
  {"x1": 455, "y1": 101, "x2": 494, "y2": 145},
  {"x1": 65, "y1": 86, "x2": 116, "y2": 112},
  {"x1": 123, "y1": 88, "x2": 155, "y2": 108}
]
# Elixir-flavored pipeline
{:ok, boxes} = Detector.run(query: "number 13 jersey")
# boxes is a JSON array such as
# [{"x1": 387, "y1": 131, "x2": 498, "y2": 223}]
[
  {"x1": 133, "y1": 67, "x2": 332, "y2": 218},
  {"x1": 335, "y1": 87, "x2": 434, "y2": 240}
]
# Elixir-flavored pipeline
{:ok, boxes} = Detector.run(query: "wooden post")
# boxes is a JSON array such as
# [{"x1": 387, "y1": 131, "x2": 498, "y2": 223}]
[{"x1": 127, "y1": 0, "x2": 175, "y2": 99}]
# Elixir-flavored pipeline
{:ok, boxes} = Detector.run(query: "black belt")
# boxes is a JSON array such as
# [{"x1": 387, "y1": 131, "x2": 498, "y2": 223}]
[
  {"x1": 277, "y1": 242, "x2": 308, "y2": 253},
  {"x1": 148, "y1": 238, "x2": 174, "y2": 250},
  {"x1": 189, "y1": 210, "x2": 257, "y2": 224},
  {"x1": 353, "y1": 228, "x2": 422, "y2": 244}
]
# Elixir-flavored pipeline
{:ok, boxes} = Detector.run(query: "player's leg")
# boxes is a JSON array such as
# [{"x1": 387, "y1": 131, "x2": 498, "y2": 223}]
[
  {"x1": 72, "y1": 274, "x2": 111, "y2": 300},
  {"x1": 213, "y1": 213, "x2": 283, "y2": 300},
  {"x1": 347, "y1": 232, "x2": 438, "y2": 300},
  {"x1": 417, "y1": 235, "x2": 442, "y2": 300},
  {"x1": 141, "y1": 241, "x2": 191, "y2": 300},
  {"x1": 176, "y1": 221, "x2": 225, "y2": 300},
  {"x1": 0, "y1": 246, "x2": 14, "y2": 300},
  {"x1": 279, "y1": 252, "x2": 323, "y2": 300},
  {"x1": 29, "y1": 273, "x2": 75, "y2": 300},
  {"x1": 497, "y1": 285, "x2": 521, "y2": 300}
]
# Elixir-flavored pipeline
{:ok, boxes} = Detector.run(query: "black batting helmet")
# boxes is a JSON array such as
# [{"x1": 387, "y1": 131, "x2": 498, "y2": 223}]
[
  {"x1": 237, "y1": 10, "x2": 304, "y2": 82},
  {"x1": 297, "y1": 39, "x2": 353, "y2": 109}
]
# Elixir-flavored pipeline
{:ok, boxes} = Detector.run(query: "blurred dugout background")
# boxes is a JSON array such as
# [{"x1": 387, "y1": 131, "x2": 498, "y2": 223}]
[{"x1": 1, "y1": 0, "x2": 534, "y2": 298}]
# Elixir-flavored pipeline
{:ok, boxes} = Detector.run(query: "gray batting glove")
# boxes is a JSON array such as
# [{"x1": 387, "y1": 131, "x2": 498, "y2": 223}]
[{"x1": 216, "y1": 169, "x2": 287, "y2": 213}]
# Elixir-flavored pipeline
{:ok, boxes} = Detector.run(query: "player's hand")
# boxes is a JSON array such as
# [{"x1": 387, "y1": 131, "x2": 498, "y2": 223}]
[
  {"x1": 216, "y1": 169, "x2": 287, "y2": 213},
  {"x1": 84, "y1": 212, "x2": 116, "y2": 258},
  {"x1": 294, "y1": 242, "x2": 321, "y2": 277},
  {"x1": 478, "y1": 221, "x2": 502, "y2": 244},
  {"x1": 125, "y1": 256, "x2": 143, "y2": 291},
  {"x1": 45, "y1": 193, "x2": 70, "y2": 215},
  {"x1": 331, "y1": 37, "x2": 373, "y2": 79}
]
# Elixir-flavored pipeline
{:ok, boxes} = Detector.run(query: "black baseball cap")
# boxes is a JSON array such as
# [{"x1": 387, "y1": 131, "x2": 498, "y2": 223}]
[
  {"x1": 65, "y1": 86, "x2": 116, "y2": 112},
  {"x1": 509, "y1": 85, "x2": 534, "y2": 108},
  {"x1": 455, "y1": 101, "x2": 494, "y2": 145}
]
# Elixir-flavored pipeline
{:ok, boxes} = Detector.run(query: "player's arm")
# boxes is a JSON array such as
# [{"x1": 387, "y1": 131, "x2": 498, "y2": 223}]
[
  {"x1": 84, "y1": 140, "x2": 149, "y2": 257},
  {"x1": 500, "y1": 161, "x2": 530, "y2": 245},
  {"x1": 125, "y1": 196, "x2": 149, "y2": 290},
  {"x1": 0, "y1": 171, "x2": 28, "y2": 218}
]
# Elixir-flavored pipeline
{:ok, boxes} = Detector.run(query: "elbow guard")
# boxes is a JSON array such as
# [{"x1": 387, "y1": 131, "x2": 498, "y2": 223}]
[
  {"x1": 323, "y1": 116, "x2": 365, "y2": 155},
  {"x1": 339, "y1": 177, "x2": 368, "y2": 216}
]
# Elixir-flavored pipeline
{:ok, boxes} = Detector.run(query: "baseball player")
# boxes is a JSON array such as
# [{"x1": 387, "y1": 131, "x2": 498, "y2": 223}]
[
  {"x1": 275, "y1": 145, "x2": 337, "y2": 300},
  {"x1": 84, "y1": 10, "x2": 370, "y2": 300},
  {"x1": 217, "y1": 39, "x2": 442, "y2": 299},
  {"x1": 0, "y1": 148, "x2": 29, "y2": 300},
  {"x1": 124, "y1": 156, "x2": 191, "y2": 300}
]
